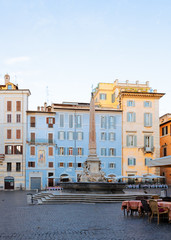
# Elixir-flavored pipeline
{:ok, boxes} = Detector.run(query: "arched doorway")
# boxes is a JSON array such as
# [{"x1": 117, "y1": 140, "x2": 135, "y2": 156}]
[{"x1": 4, "y1": 176, "x2": 14, "y2": 190}]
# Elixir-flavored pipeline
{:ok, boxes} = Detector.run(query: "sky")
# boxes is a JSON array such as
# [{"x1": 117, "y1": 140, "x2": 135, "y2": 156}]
[{"x1": 0, "y1": 0, "x2": 171, "y2": 116}]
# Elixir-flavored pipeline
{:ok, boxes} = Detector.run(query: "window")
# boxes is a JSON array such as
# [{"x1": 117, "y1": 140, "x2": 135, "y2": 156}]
[
  {"x1": 77, "y1": 132, "x2": 83, "y2": 140},
  {"x1": 7, "y1": 101, "x2": 12, "y2": 111},
  {"x1": 68, "y1": 131, "x2": 74, "y2": 140},
  {"x1": 49, "y1": 162, "x2": 54, "y2": 168},
  {"x1": 127, "y1": 100, "x2": 135, "y2": 107},
  {"x1": 144, "y1": 136, "x2": 154, "y2": 152},
  {"x1": 59, "y1": 114, "x2": 64, "y2": 127},
  {"x1": 30, "y1": 146, "x2": 35, "y2": 156},
  {"x1": 59, "y1": 147, "x2": 65, "y2": 155},
  {"x1": 68, "y1": 162, "x2": 73, "y2": 168},
  {"x1": 30, "y1": 133, "x2": 35, "y2": 143},
  {"x1": 7, "y1": 129, "x2": 12, "y2": 139},
  {"x1": 101, "y1": 116, "x2": 107, "y2": 128},
  {"x1": 77, "y1": 163, "x2": 82, "y2": 168},
  {"x1": 100, "y1": 93, "x2": 107, "y2": 100},
  {"x1": 144, "y1": 101, "x2": 152, "y2": 107},
  {"x1": 14, "y1": 145, "x2": 23, "y2": 154},
  {"x1": 163, "y1": 147, "x2": 167, "y2": 157},
  {"x1": 109, "y1": 116, "x2": 115, "y2": 129},
  {"x1": 16, "y1": 162, "x2": 21, "y2": 172},
  {"x1": 59, "y1": 162, "x2": 64, "y2": 168},
  {"x1": 46, "y1": 117, "x2": 55, "y2": 128},
  {"x1": 48, "y1": 172, "x2": 53, "y2": 177},
  {"x1": 69, "y1": 115, "x2": 73, "y2": 128},
  {"x1": 30, "y1": 117, "x2": 36, "y2": 127},
  {"x1": 48, "y1": 147, "x2": 53, "y2": 156},
  {"x1": 5, "y1": 145, "x2": 13, "y2": 154},
  {"x1": 7, "y1": 114, "x2": 11, "y2": 123},
  {"x1": 145, "y1": 158, "x2": 152, "y2": 166},
  {"x1": 144, "y1": 113, "x2": 152, "y2": 127},
  {"x1": 111, "y1": 93, "x2": 115, "y2": 103},
  {"x1": 76, "y1": 115, "x2": 82, "y2": 128},
  {"x1": 101, "y1": 132, "x2": 106, "y2": 141},
  {"x1": 162, "y1": 126, "x2": 168, "y2": 136},
  {"x1": 28, "y1": 162, "x2": 35, "y2": 167},
  {"x1": 59, "y1": 131, "x2": 65, "y2": 140},
  {"x1": 7, "y1": 162, "x2": 12, "y2": 172},
  {"x1": 109, "y1": 132, "x2": 115, "y2": 141},
  {"x1": 16, "y1": 129, "x2": 21, "y2": 139},
  {"x1": 109, "y1": 148, "x2": 116, "y2": 156},
  {"x1": 48, "y1": 133, "x2": 53, "y2": 144},
  {"x1": 16, "y1": 101, "x2": 21, "y2": 111},
  {"x1": 101, "y1": 148, "x2": 106, "y2": 156},
  {"x1": 77, "y1": 148, "x2": 83, "y2": 155},
  {"x1": 126, "y1": 135, "x2": 137, "y2": 147},
  {"x1": 128, "y1": 158, "x2": 136, "y2": 166},
  {"x1": 68, "y1": 147, "x2": 73, "y2": 155},
  {"x1": 109, "y1": 163, "x2": 116, "y2": 169},
  {"x1": 16, "y1": 114, "x2": 21, "y2": 123},
  {"x1": 127, "y1": 112, "x2": 136, "y2": 122}
]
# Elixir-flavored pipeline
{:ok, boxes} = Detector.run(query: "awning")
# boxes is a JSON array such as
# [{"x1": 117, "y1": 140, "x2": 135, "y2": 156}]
[
  {"x1": 142, "y1": 174, "x2": 165, "y2": 179},
  {"x1": 148, "y1": 156, "x2": 171, "y2": 167}
]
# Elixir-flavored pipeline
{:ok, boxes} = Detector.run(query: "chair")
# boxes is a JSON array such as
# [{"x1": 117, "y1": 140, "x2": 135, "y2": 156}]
[
  {"x1": 151, "y1": 195, "x2": 159, "y2": 199},
  {"x1": 141, "y1": 200, "x2": 151, "y2": 219},
  {"x1": 149, "y1": 200, "x2": 169, "y2": 224}
]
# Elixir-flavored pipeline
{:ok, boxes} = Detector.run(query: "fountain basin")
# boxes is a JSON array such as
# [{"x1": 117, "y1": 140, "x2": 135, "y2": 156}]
[{"x1": 59, "y1": 182, "x2": 126, "y2": 194}]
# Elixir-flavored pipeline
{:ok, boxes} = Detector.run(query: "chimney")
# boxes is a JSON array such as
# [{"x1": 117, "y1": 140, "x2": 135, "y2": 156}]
[
  {"x1": 44, "y1": 102, "x2": 47, "y2": 112},
  {"x1": 37, "y1": 106, "x2": 40, "y2": 111},
  {"x1": 136, "y1": 80, "x2": 139, "y2": 85},
  {"x1": 126, "y1": 80, "x2": 129, "y2": 84},
  {"x1": 153, "y1": 89, "x2": 157, "y2": 93},
  {"x1": 146, "y1": 81, "x2": 149, "y2": 87},
  {"x1": 41, "y1": 106, "x2": 44, "y2": 111},
  {"x1": 4, "y1": 74, "x2": 10, "y2": 84}
]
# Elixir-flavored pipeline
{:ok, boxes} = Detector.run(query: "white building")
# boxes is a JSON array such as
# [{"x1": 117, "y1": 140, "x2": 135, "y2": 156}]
[{"x1": 0, "y1": 74, "x2": 30, "y2": 190}]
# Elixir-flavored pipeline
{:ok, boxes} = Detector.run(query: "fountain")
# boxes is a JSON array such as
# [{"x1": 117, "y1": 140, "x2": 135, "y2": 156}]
[{"x1": 60, "y1": 93, "x2": 125, "y2": 193}]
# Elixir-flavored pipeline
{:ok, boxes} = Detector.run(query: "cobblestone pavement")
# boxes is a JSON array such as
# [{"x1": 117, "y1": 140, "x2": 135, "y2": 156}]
[{"x1": 0, "y1": 191, "x2": 171, "y2": 240}]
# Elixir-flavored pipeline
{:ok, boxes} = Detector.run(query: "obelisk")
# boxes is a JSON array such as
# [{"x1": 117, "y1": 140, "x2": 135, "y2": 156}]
[{"x1": 80, "y1": 92, "x2": 105, "y2": 182}]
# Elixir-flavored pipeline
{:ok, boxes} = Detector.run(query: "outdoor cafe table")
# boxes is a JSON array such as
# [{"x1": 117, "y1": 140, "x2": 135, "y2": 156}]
[
  {"x1": 158, "y1": 202, "x2": 171, "y2": 222},
  {"x1": 121, "y1": 200, "x2": 142, "y2": 214},
  {"x1": 121, "y1": 199, "x2": 163, "y2": 215}
]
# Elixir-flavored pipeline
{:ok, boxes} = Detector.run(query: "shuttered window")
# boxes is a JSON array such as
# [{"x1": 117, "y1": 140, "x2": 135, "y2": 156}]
[
  {"x1": 7, "y1": 114, "x2": 12, "y2": 123},
  {"x1": 16, "y1": 162, "x2": 21, "y2": 172},
  {"x1": 30, "y1": 117, "x2": 36, "y2": 127},
  {"x1": 144, "y1": 113, "x2": 152, "y2": 127},
  {"x1": 30, "y1": 146, "x2": 35, "y2": 156},
  {"x1": 28, "y1": 162, "x2": 35, "y2": 167},
  {"x1": 69, "y1": 115, "x2": 73, "y2": 128},
  {"x1": 16, "y1": 129, "x2": 21, "y2": 139},
  {"x1": 31, "y1": 133, "x2": 35, "y2": 143},
  {"x1": 5, "y1": 145, "x2": 13, "y2": 154},
  {"x1": 16, "y1": 114, "x2": 21, "y2": 123},
  {"x1": 128, "y1": 158, "x2": 136, "y2": 166},
  {"x1": 16, "y1": 101, "x2": 21, "y2": 111},
  {"x1": 48, "y1": 133, "x2": 53, "y2": 144},
  {"x1": 14, "y1": 145, "x2": 23, "y2": 154},
  {"x1": 7, "y1": 101, "x2": 12, "y2": 111},
  {"x1": 48, "y1": 147, "x2": 53, "y2": 156},
  {"x1": 7, "y1": 129, "x2": 12, "y2": 139},
  {"x1": 49, "y1": 162, "x2": 54, "y2": 168}
]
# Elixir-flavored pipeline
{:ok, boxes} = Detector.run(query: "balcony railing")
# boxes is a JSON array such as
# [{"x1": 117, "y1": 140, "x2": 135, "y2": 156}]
[{"x1": 26, "y1": 139, "x2": 56, "y2": 145}]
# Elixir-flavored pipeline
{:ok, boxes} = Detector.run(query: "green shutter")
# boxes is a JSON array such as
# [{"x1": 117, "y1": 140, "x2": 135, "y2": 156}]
[
  {"x1": 134, "y1": 136, "x2": 137, "y2": 147},
  {"x1": 126, "y1": 135, "x2": 129, "y2": 146}
]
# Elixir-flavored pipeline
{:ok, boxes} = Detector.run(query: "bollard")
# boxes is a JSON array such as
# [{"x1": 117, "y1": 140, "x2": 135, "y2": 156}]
[{"x1": 27, "y1": 193, "x2": 33, "y2": 204}]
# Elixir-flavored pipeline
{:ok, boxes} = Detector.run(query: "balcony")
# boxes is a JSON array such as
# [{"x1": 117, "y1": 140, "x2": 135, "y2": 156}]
[
  {"x1": 0, "y1": 154, "x2": 5, "y2": 165},
  {"x1": 144, "y1": 147, "x2": 154, "y2": 153},
  {"x1": 26, "y1": 139, "x2": 56, "y2": 146}
]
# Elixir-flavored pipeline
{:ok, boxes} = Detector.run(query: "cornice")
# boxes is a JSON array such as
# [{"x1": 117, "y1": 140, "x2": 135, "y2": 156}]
[{"x1": 120, "y1": 91, "x2": 165, "y2": 98}]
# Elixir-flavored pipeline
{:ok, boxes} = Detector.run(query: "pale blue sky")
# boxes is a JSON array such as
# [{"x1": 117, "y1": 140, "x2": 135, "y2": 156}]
[{"x1": 0, "y1": 0, "x2": 170, "y2": 116}]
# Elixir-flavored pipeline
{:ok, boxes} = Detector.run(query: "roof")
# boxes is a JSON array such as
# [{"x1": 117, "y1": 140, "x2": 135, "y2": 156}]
[{"x1": 148, "y1": 156, "x2": 171, "y2": 167}]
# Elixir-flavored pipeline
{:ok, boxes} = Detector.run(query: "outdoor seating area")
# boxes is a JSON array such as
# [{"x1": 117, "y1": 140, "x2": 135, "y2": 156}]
[{"x1": 121, "y1": 196, "x2": 171, "y2": 224}]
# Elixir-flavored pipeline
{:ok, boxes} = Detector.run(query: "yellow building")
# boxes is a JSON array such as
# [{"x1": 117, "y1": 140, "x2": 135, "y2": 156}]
[{"x1": 94, "y1": 80, "x2": 164, "y2": 177}]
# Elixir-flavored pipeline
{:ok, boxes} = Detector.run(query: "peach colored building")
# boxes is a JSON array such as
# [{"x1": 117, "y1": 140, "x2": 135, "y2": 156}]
[{"x1": 159, "y1": 114, "x2": 171, "y2": 185}]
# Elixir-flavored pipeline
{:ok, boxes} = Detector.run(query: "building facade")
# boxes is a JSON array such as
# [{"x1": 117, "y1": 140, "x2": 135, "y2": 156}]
[
  {"x1": 159, "y1": 114, "x2": 171, "y2": 184},
  {"x1": 94, "y1": 79, "x2": 164, "y2": 177},
  {"x1": 26, "y1": 102, "x2": 122, "y2": 190},
  {"x1": 0, "y1": 74, "x2": 30, "y2": 190}
]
